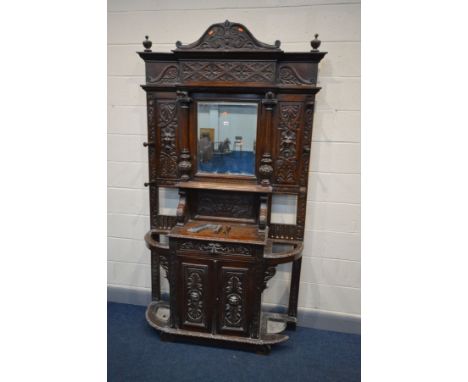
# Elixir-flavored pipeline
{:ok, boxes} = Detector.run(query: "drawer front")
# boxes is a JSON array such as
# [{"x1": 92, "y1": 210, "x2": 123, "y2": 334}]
[{"x1": 175, "y1": 239, "x2": 255, "y2": 258}]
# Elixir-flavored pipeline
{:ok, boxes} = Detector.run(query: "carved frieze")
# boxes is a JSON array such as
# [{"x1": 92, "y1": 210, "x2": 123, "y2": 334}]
[
  {"x1": 181, "y1": 61, "x2": 275, "y2": 82},
  {"x1": 275, "y1": 104, "x2": 302, "y2": 184},
  {"x1": 157, "y1": 102, "x2": 178, "y2": 178},
  {"x1": 177, "y1": 240, "x2": 252, "y2": 256}
]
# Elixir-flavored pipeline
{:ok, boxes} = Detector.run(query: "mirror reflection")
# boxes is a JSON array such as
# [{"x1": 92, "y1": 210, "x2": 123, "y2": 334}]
[{"x1": 197, "y1": 102, "x2": 258, "y2": 176}]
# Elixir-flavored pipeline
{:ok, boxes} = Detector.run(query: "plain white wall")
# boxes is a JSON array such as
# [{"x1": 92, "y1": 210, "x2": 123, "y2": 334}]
[{"x1": 107, "y1": 0, "x2": 361, "y2": 320}]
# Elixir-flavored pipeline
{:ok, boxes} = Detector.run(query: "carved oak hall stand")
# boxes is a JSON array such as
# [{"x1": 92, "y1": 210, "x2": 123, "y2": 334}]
[{"x1": 139, "y1": 21, "x2": 326, "y2": 354}]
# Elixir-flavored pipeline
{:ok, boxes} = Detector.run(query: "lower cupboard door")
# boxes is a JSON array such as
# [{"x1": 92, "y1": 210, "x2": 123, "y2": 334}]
[
  {"x1": 216, "y1": 263, "x2": 252, "y2": 336},
  {"x1": 178, "y1": 257, "x2": 213, "y2": 333}
]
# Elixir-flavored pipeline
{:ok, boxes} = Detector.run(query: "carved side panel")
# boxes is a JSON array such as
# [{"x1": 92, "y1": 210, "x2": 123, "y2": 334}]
[
  {"x1": 181, "y1": 263, "x2": 210, "y2": 330},
  {"x1": 275, "y1": 103, "x2": 303, "y2": 184},
  {"x1": 157, "y1": 101, "x2": 178, "y2": 179},
  {"x1": 181, "y1": 61, "x2": 275, "y2": 83},
  {"x1": 300, "y1": 104, "x2": 314, "y2": 187},
  {"x1": 218, "y1": 267, "x2": 249, "y2": 333}
]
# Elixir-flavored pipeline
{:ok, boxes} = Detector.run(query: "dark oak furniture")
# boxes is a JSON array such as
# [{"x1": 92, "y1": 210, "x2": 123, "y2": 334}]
[{"x1": 139, "y1": 21, "x2": 326, "y2": 354}]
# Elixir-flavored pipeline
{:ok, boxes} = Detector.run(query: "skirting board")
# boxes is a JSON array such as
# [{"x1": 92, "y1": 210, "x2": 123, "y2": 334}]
[{"x1": 107, "y1": 285, "x2": 360, "y2": 335}]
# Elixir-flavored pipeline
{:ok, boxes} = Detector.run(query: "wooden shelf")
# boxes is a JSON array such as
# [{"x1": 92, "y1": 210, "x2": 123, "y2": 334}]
[
  {"x1": 175, "y1": 180, "x2": 272, "y2": 193},
  {"x1": 169, "y1": 219, "x2": 267, "y2": 245}
]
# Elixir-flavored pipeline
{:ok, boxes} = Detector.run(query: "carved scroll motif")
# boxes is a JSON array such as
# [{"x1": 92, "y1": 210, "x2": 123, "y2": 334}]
[
  {"x1": 181, "y1": 61, "x2": 275, "y2": 82},
  {"x1": 278, "y1": 66, "x2": 313, "y2": 85},
  {"x1": 275, "y1": 104, "x2": 302, "y2": 184},
  {"x1": 224, "y1": 273, "x2": 244, "y2": 327},
  {"x1": 148, "y1": 65, "x2": 179, "y2": 84},
  {"x1": 175, "y1": 20, "x2": 281, "y2": 51},
  {"x1": 262, "y1": 266, "x2": 277, "y2": 291},
  {"x1": 158, "y1": 102, "x2": 178, "y2": 178}
]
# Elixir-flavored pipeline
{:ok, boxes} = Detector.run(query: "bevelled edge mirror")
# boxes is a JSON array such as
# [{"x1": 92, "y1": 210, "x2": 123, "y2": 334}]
[{"x1": 196, "y1": 101, "x2": 258, "y2": 176}]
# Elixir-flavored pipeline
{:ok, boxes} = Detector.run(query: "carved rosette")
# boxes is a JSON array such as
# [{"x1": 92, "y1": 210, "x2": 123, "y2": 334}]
[
  {"x1": 224, "y1": 274, "x2": 244, "y2": 327},
  {"x1": 185, "y1": 269, "x2": 204, "y2": 323},
  {"x1": 178, "y1": 148, "x2": 192, "y2": 181},
  {"x1": 158, "y1": 102, "x2": 178, "y2": 178},
  {"x1": 275, "y1": 104, "x2": 302, "y2": 184}
]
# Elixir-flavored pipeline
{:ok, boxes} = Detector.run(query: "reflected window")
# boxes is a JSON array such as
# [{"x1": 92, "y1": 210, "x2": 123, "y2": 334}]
[{"x1": 197, "y1": 102, "x2": 257, "y2": 176}]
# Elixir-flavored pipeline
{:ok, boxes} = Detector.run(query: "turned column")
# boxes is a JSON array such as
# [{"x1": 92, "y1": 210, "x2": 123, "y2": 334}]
[
  {"x1": 259, "y1": 91, "x2": 277, "y2": 186},
  {"x1": 176, "y1": 90, "x2": 192, "y2": 181}
]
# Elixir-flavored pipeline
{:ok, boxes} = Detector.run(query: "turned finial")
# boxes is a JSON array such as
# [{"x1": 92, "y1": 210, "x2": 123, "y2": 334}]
[
  {"x1": 311, "y1": 33, "x2": 321, "y2": 51},
  {"x1": 143, "y1": 35, "x2": 152, "y2": 52}
]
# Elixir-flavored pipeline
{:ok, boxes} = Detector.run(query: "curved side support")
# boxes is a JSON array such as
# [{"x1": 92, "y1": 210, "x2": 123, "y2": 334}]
[
  {"x1": 263, "y1": 240, "x2": 303, "y2": 265},
  {"x1": 144, "y1": 229, "x2": 171, "y2": 256}
]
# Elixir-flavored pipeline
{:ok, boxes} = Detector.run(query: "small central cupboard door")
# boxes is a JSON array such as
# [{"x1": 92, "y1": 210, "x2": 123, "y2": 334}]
[
  {"x1": 216, "y1": 262, "x2": 252, "y2": 336},
  {"x1": 177, "y1": 257, "x2": 213, "y2": 333}
]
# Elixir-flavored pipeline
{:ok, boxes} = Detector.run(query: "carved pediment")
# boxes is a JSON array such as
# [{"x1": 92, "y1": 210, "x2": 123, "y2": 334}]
[{"x1": 175, "y1": 20, "x2": 281, "y2": 51}]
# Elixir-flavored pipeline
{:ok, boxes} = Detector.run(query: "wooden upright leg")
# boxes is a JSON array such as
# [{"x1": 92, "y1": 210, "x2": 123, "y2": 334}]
[
  {"x1": 151, "y1": 250, "x2": 161, "y2": 301},
  {"x1": 287, "y1": 257, "x2": 302, "y2": 330}
]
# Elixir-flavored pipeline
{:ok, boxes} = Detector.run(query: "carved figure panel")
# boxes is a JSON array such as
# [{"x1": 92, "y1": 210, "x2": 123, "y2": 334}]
[
  {"x1": 157, "y1": 102, "x2": 178, "y2": 178},
  {"x1": 275, "y1": 103, "x2": 303, "y2": 184},
  {"x1": 181, "y1": 61, "x2": 275, "y2": 83}
]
